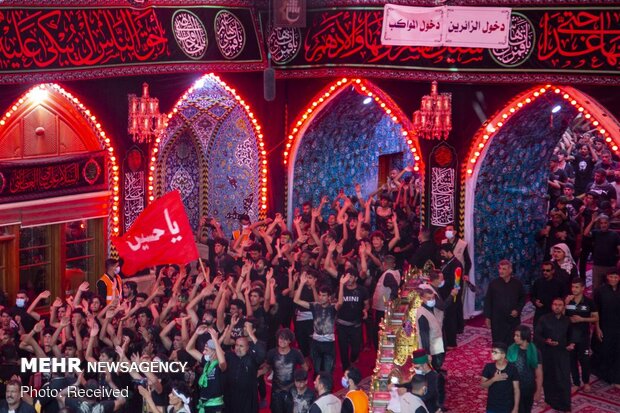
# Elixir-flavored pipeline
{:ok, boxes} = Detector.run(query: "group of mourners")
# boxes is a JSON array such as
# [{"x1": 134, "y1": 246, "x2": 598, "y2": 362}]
[{"x1": 0, "y1": 159, "x2": 618, "y2": 413}]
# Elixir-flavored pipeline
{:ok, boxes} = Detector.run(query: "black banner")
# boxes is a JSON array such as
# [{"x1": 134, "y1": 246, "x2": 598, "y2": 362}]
[
  {"x1": 263, "y1": 7, "x2": 620, "y2": 75},
  {"x1": 0, "y1": 6, "x2": 264, "y2": 82},
  {"x1": 0, "y1": 152, "x2": 107, "y2": 203}
]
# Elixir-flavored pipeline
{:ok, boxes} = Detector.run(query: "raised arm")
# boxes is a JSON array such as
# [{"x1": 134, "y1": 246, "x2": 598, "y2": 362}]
[{"x1": 293, "y1": 274, "x2": 311, "y2": 309}]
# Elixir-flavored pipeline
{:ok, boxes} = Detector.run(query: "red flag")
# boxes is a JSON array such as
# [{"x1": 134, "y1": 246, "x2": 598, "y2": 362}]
[{"x1": 112, "y1": 190, "x2": 198, "y2": 275}]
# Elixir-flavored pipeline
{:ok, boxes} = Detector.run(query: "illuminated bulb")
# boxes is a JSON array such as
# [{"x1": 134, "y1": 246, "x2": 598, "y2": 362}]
[
  {"x1": 600, "y1": 129, "x2": 606, "y2": 134},
  {"x1": 554, "y1": 89, "x2": 560, "y2": 93},
  {"x1": 467, "y1": 169, "x2": 473, "y2": 174},
  {"x1": 606, "y1": 137, "x2": 612, "y2": 142},
  {"x1": 534, "y1": 92, "x2": 539, "y2": 97},
  {"x1": 571, "y1": 100, "x2": 577, "y2": 105},
  {"x1": 413, "y1": 166, "x2": 419, "y2": 171},
  {"x1": 517, "y1": 103, "x2": 523, "y2": 107},
  {"x1": 593, "y1": 121, "x2": 599, "y2": 126},
  {"x1": 563, "y1": 94, "x2": 569, "y2": 99},
  {"x1": 497, "y1": 122, "x2": 503, "y2": 127},
  {"x1": 613, "y1": 146, "x2": 618, "y2": 151},
  {"x1": 502, "y1": 114, "x2": 508, "y2": 119},
  {"x1": 585, "y1": 114, "x2": 591, "y2": 119},
  {"x1": 470, "y1": 158, "x2": 476, "y2": 163}
]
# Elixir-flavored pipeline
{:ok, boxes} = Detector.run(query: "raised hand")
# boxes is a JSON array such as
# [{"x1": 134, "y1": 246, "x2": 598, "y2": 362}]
[
  {"x1": 52, "y1": 297, "x2": 63, "y2": 308},
  {"x1": 78, "y1": 282, "x2": 90, "y2": 292},
  {"x1": 39, "y1": 290, "x2": 51, "y2": 300}
]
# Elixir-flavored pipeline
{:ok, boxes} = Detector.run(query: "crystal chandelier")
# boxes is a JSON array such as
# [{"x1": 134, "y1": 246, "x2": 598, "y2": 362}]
[
  {"x1": 127, "y1": 83, "x2": 167, "y2": 144},
  {"x1": 412, "y1": 81, "x2": 452, "y2": 140}
]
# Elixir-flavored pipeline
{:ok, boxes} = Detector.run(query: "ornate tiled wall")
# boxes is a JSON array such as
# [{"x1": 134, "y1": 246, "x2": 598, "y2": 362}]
[
  {"x1": 156, "y1": 78, "x2": 260, "y2": 236},
  {"x1": 292, "y1": 88, "x2": 413, "y2": 211},
  {"x1": 473, "y1": 95, "x2": 576, "y2": 307}
]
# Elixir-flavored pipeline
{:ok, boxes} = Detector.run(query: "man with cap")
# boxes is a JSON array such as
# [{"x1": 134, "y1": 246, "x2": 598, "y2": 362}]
[
  {"x1": 481, "y1": 342, "x2": 520, "y2": 413},
  {"x1": 186, "y1": 326, "x2": 226, "y2": 413},
  {"x1": 309, "y1": 372, "x2": 341, "y2": 413},
  {"x1": 412, "y1": 350, "x2": 440, "y2": 413},
  {"x1": 396, "y1": 375, "x2": 430, "y2": 413},
  {"x1": 341, "y1": 365, "x2": 368, "y2": 413}
]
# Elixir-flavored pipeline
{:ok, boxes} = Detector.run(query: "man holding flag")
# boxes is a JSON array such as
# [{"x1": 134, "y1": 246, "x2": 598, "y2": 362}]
[
  {"x1": 112, "y1": 190, "x2": 200, "y2": 276},
  {"x1": 438, "y1": 244, "x2": 463, "y2": 350}
]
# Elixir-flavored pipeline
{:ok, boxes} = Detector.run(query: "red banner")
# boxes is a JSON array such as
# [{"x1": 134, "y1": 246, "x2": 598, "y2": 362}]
[{"x1": 112, "y1": 190, "x2": 198, "y2": 275}]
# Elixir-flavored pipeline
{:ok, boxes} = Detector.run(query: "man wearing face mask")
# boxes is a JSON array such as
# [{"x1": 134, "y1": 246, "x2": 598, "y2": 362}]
[
  {"x1": 395, "y1": 375, "x2": 430, "y2": 413},
  {"x1": 97, "y1": 258, "x2": 123, "y2": 306},
  {"x1": 415, "y1": 289, "x2": 446, "y2": 412},
  {"x1": 186, "y1": 326, "x2": 226, "y2": 413},
  {"x1": 9, "y1": 290, "x2": 36, "y2": 333},
  {"x1": 340, "y1": 366, "x2": 368, "y2": 413},
  {"x1": 438, "y1": 244, "x2": 463, "y2": 349},
  {"x1": 411, "y1": 350, "x2": 439, "y2": 413}
]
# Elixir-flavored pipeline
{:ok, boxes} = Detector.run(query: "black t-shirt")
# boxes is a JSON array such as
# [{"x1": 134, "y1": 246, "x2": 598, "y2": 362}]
[
  {"x1": 565, "y1": 296, "x2": 595, "y2": 343},
  {"x1": 482, "y1": 362, "x2": 519, "y2": 412},
  {"x1": 548, "y1": 168, "x2": 568, "y2": 198},
  {"x1": 309, "y1": 303, "x2": 336, "y2": 341},
  {"x1": 591, "y1": 230, "x2": 620, "y2": 266},
  {"x1": 65, "y1": 399, "x2": 115, "y2": 413},
  {"x1": 573, "y1": 155, "x2": 595, "y2": 194},
  {"x1": 336, "y1": 285, "x2": 368, "y2": 326},
  {"x1": 512, "y1": 347, "x2": 541, "y2": 392},
  {"x1": 265, "y1": 348, "x2": 305, "y2": 391},
  {"x1": 197, "y1": 359, "x2": 224, "y2": 402},
  {"x1": 290, "y1": 387, "x2": 316, "y2": 413}
]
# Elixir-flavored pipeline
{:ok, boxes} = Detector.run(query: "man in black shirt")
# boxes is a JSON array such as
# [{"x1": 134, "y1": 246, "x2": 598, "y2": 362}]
[
  {"x1": 186, "y1": 326, "x2": 226, "y2": 413},
  {"x1": 410, "y1": 228, "x2": 439, "y2": 268},
  {"x1": 480, "y1": 342, "x2": 520, "y2": 413},
  {"x1": 335, "y1": 269, "x2": 369, "y2": 371},
  {"x1": 572, "y1": 143, "x2": 596, "y2": 195},
  {"x1": 593, "y1": 271, "x2": 620, "y2": 388},
  {"x1": 484, "y1": 260, "x2": 526, "y2": 346},
  {"x1": 265, "y1": 328, "x2": 306, "y2": 413},
  {"x1": 584, "y1": 213, "x2": 620, "y2": 289},
  {"x1": 0, "y1": 380, "x2": 36, "y2": 413},
  {"x1": 531, "y1": 262, "x2": 567, "y2": 328},
  {"x1": 535, "y1": 298, "x2": 574, "y2": 413},
  {"x1": 565, "y1": 277, "x2": 597, "y2": 392},
  {"x1": 548, "y1": 155, "x2": 568, "y2": 207}
]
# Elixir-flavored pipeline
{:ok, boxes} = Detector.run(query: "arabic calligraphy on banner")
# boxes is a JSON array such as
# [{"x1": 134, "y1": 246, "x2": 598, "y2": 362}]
[
  {"x1": 382, "y1": 5, "x2": 510, "y2": 48},
  {"x1": 0, "y1": 6, "x2": 262, "y2": 79},
  {"x1": 0, "y1": 152, "x2": 107, "y2": 204},
  {"x1": 112, "y1": 190, "x2": 199, "y2": 275},
  {"x1": 270, "y1": 7, "x2": 620, "y2": 76}
]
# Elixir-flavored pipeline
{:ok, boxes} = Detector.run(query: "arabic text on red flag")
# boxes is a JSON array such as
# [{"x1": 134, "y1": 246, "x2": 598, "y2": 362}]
[{"x1": 112, "y1": 190, "x2": 198, "y2": 275}]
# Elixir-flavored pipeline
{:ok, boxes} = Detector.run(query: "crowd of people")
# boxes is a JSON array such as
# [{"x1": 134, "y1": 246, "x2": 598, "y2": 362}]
[{"x1": 0, "y1": 153, "x2": 619, "y2": 413}]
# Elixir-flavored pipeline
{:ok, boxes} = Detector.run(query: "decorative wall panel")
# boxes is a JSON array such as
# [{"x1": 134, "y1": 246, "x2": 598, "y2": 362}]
[
  {"x1": 292, "y1": 88, "x2": 412, "y2": 211},
  {"x1": 473, "y1": 95, "x2": 576, "y2": 307}
]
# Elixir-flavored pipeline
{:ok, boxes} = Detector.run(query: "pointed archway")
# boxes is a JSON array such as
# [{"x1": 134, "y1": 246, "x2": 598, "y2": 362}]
[
  {"x1": 149, "y1": 74, "x2": 267, "y2": 236},
  {"x1": 284, "y1": 78, "x2": 423, "y2": 222},
  {"x1": 463, "y1": 85, "x2": 620, "y2": 311}
]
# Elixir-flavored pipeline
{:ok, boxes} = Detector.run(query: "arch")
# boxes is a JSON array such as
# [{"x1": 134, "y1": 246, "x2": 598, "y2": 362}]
[
  {"x1": 284, "y1": 78, "x2": 424, "y2": 222},
  {"x1": 463, "y1": 85, "x2": 620, "y2": 310},
  {"x1": 149, "y1": 73, "x2": 267, "y2": 236},
  {"x1": 0, "y1": 83, "x2": 121, "y2": 236}
]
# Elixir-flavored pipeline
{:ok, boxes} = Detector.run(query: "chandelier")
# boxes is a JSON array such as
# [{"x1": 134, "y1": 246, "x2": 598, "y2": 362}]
[
  {"x1": 412, "y1": 81, "x2": 452, "y2": 140},
  {"x1": 128, "y1": 83, "x2": 167, "y2": 144}
]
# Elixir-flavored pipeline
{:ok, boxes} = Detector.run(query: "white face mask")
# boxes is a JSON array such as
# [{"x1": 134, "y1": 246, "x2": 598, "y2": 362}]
[
  {"x1": 445, "y1": 230, "x2": 454, "y2": 239},
  {"x1": 414, "y1": 368, "x2": 424, "y2": 375},
  {"x1": 204, "y1": 354, "x2": 212, "y2": 362},
  {"x1": 438, "y1": 280, "x2": 445, "y2": 288},
  {"x1": 341, "y1": 377, "x2": 349, "y2": 388},
  {"x1": 16, "y1": 298, "x2": 25, "y2": 308},
  {"x1": 426, "y1": 299, "x2": 436, "y2": 308},
  {"x1": 114, "y1": 267, "x2": 120, "y2": 275}
]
